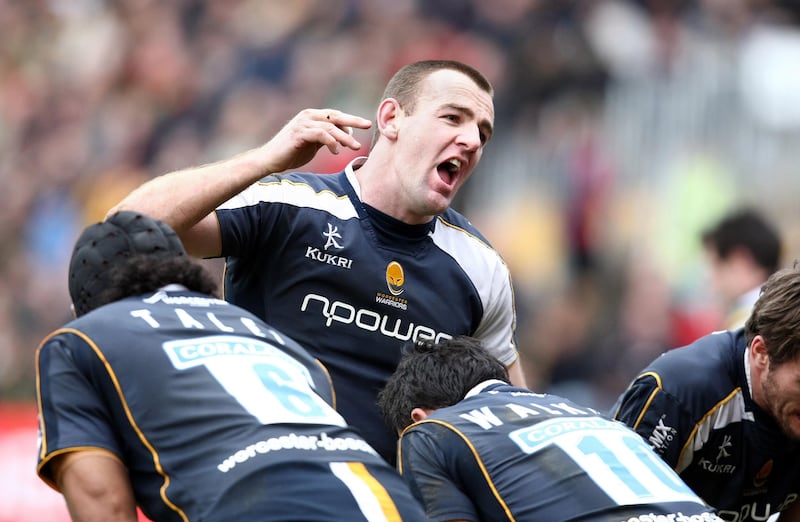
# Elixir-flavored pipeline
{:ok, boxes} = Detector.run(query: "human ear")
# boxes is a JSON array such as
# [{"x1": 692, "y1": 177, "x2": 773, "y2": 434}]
[
  {"x1": 376, "y1": 98, "x2": 401, "y2": 140},
  {"x1": 750, "y1": 335, "x2": 770, "y2": 369},
  {"x1": 410, "y1": 407, "x2": 430, "y2": 423}
]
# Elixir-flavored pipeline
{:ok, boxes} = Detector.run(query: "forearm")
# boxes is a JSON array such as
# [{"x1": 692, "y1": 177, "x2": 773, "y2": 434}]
[
  {"x1": 65, "y1": 494, "x2": 137, "y2": 522},
  {"x1": 55, "y1": 451, "x2": 138, "y2": 522},
  {"x1": 109, "y1": 109, "x2": 369, "y2": 258},
  {"x1": 110, "y1": 146, "x2": 275, "y2": 234},
  {"x1": 110, "y1": 108, "x2": 370, "y2": 233}
]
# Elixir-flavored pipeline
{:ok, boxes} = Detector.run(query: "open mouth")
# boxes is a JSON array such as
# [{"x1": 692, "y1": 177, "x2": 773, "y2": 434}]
[{"x1": 437, "y1": 158, "x2": 462, "y2": 184}]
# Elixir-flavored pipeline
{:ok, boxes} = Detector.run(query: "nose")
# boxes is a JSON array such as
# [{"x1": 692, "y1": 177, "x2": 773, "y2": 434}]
[{"x1": 457, "y1": 124, "x2": 482, "y2": 152}]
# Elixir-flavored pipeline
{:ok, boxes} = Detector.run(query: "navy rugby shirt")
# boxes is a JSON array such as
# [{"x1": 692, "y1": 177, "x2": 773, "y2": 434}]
[{"x1": 216, "y1": 159, "x2": 518, "y2": 463}]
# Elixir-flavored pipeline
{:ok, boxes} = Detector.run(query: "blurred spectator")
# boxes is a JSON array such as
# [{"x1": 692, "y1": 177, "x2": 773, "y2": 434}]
[
  {"x1": 701, "y1": 207, "x2": 783, "y2": 330},
  {"x1": 1, "y1": 0, "x2": 800, "y2": 404}
]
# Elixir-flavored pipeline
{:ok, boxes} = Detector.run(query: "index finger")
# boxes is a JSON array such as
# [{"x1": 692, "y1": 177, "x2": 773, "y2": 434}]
[{"x1": 322, "y1": 109, "x2": 373, "y2": 131}]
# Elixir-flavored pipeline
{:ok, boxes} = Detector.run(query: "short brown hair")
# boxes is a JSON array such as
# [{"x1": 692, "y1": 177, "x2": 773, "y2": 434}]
[
  {"x1": 745, "y1": 263, "x2": 800, "y2": 365},
  {"x1": 380, "y1": 60, "x2": 494, "y2": 114}
]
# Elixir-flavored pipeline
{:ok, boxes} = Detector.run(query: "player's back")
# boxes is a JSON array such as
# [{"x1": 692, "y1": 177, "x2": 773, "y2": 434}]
[
  {"x1": 401, "y1": 381, "x2": 719, "y2": 521},
  {"x1": 37, "y1": 288, "x2": 427, "y2": 521}
]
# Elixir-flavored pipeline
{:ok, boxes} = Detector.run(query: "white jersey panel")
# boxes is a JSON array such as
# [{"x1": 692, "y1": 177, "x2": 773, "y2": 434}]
[
  {"x1": 430, "y1": 217, "x2": 517, "y2": 366},
  {"x1": 219, "y1": 179, "x2": 359, "y2": 220}
]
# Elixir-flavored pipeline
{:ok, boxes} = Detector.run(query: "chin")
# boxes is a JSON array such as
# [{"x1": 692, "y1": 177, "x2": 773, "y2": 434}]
[
  {"x1": 429, "y1": 203, "x2": 450, "y2": 217},
  {"x1": 432, "y1": 191, "x2": 455, "y2": 210}
]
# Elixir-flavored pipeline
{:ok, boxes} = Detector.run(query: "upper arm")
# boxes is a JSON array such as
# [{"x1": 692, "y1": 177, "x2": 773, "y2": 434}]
[
  {"x1": 400, "y1": 429, "x2": 478, "y2": 521},
  {"x1": 612, "y1": 373, "x2": 690, "y2": 469},
  {"x1": 432, "y1": 220, "x2": 518, "y2": 368},
  {"x1": 37, "y1": 333, "x2": 124, "y2": 488},
  {"x1": 180, "y1": 212, "x2": 222, "y2": 259},
  {"x1": 611, "y1": 374, "x2": 659, "y2": 429},
  {"x1": 55, "y1": 450, "x2": 137, "y2": 522}
]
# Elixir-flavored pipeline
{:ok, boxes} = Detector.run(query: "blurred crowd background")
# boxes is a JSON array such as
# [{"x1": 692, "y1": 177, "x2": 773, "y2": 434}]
[{"x1": 3, "y1": 0, "x2": 800, "y2": 411}]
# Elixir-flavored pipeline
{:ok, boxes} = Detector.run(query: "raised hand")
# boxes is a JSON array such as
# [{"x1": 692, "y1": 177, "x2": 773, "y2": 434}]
[{"x1": 254, "y1": 108, "x2": 373, "y2": 173}]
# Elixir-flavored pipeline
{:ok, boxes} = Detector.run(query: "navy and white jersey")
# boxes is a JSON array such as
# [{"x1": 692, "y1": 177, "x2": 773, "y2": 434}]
[
  {"x1": 36, "y1": 288, "x2": 427, "y2": 522},
  {"x1": 612, "y1": 329, "x2": 800, "y2": 521},
  {"x1": 216, "y1": 159, "x2": 518, "y2": 463},
  {"x1": 399, "y1": 380, "x2": 720, "y2": 522}
]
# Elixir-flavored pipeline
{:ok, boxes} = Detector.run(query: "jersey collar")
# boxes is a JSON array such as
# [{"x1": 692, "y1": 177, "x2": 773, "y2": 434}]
[
  {"x1": 744, "y1": 344, "x2": 754, "y2": 399},
  {"x1": 160, "y1": 284, "x2": 189, "y2": 291},
  {"x1": 465, "y1": 379, "x2": 508, "y2": 399},
  {"x1": 344, "y1": 156, "x2": 368, "y2": 199}
]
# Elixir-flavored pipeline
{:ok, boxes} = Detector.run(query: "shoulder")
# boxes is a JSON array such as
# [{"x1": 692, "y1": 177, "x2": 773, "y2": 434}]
[
  {"x1": 38, "y1": 326, "x2": 90, "y2": 359},
  {"x1": 37, "y1": 299, "x2": 152, "y2": 360},
  {"x1": 433, "y1": 209, "x2": 508, "y2": 272},
  {"x1": 402, "y1": 418, "x2": 469, "y2": 459},
  {"x1": 436, "y1": 208, "x2": 493, "y2": 245},
  {"x1": 625, "y1": 330, "x2": 743, "y2": 413},
  {"x1": 649, "y1": 331, "x2": 740, "y2": 384},
  {"x1": 277, "y1": 171, "x2": 349, "y2": 193},
  {"x1": 220, "y1": 171, "x2": 357, "y2": 219},
  {"x1": 40, "y1": 303, "x2": 126, "y2": 347}
]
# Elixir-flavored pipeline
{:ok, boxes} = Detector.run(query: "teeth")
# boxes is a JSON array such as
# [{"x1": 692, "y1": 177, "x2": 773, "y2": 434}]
[{"x1": 449, "y1": 159, "x2": 461, "y2": 170}]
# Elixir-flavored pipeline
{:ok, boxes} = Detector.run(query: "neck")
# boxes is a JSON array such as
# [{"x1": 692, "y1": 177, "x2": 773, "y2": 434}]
[
  {"x1": 351, "y1": 146, "x2": 387, "y2": 208},
  {"x1": 746, "y1": 342, "x2": 768, "y2": 410},
  {"x1": 350, "y1": 152, "x2": 433, "y2": 225}
]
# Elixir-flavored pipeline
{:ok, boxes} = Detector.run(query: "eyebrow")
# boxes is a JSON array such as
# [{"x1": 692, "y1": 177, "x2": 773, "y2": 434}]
[{"x1": 442, "y1": 103, "x2": 494, "y2": 141}]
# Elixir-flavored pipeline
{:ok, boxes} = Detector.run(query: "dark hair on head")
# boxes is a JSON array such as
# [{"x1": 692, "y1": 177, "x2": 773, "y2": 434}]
[
  {"x1": 701, "y1": 208, "x2": 781, "y2": 273},
  {"x1": 380, "y1": 59, "x2": 494, "y2": 114},
  {"x1": 89, "y1": 254, "x2": 219, "y2": 312},
  {"x1": 744, "y1": 262, "x2": 800, "y2": 365},
  {"x1": 377, "y1": 336, "x2": 508, "y2": 434}
]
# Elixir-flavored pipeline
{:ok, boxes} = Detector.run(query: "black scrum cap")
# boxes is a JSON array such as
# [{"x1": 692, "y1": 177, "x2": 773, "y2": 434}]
[{"x1": 68, "y1": 211, "x2": 186, "y2": 316}]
